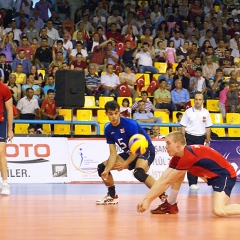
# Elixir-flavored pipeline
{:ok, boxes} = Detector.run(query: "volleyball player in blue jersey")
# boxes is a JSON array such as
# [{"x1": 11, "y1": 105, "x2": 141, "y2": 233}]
[{"x1": 96, "y1": 100, "x2": 165, "y2": 205}]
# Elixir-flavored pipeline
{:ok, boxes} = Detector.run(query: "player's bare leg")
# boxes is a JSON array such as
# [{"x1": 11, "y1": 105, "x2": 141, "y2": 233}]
[
  {"x1": 0, "y1": 142, "x2": 10, "y2": 195},
  {"x1": 212, "y1": 191, "x2": 240, "y2": 216}
]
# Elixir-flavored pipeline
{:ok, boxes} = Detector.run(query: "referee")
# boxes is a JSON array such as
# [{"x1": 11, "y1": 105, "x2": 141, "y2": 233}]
[{"x1": 180, "y1": 93, "x2": 213, "y2": 190}]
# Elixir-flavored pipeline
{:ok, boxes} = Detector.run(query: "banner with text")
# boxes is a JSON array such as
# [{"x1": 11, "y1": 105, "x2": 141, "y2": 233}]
[{"x1": 5, "y1": 138, "x2": 70, "y2": 183}]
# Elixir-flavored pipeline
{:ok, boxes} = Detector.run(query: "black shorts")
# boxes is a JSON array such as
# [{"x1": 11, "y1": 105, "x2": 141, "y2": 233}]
[
  {"x1": 0, "y1": 121, "x2": 7, "y2": 142},
  {"x1": 119, "y1": 144, "x2": 155, "y2": 170},
  {"x1": 207, "y1": 176, "x2": 236, "y2": 197}
]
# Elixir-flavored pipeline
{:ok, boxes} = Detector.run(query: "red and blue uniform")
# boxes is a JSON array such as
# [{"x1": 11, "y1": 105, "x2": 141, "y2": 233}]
[
  {"x1": 169, "y1": 145, "x2": 237, "y2": 196},
  {"x1": 0, "y1": 82, "x2": 12, "y2": 141}
]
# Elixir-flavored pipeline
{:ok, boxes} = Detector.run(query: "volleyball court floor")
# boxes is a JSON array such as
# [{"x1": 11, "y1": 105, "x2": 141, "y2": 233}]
[{"x1": 0, "y1": 182, "x2": 240, "y2": 240}]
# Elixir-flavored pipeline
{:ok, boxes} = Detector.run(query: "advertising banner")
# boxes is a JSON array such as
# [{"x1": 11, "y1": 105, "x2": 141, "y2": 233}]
[{"x1": 5, "y1": 138, "x2": 70, "y2": 183}]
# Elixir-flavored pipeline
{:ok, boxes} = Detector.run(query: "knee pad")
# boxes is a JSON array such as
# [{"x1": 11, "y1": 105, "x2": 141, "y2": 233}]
[
  {"x1": 133, "y1": 168, "x2": 148, "y2": 182},
  {"x1": 97, "y1": 163, "x2": 105, "y2": 177}
]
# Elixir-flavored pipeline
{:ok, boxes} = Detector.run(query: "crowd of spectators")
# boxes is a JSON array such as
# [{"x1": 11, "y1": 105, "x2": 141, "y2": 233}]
[{"x1": 0, "y1": 0, "x2": 240, "y2": 132}]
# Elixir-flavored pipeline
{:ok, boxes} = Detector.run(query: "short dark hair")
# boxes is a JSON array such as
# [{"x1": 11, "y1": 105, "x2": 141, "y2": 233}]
[
  {"x1": 195, "y1": 67, "x2": 202, "y2": 72},
  {"x1": 105, "y1": 100, "x2": 120, "y2": 111},
  {"x1": 27, "y1": 73, "x2": 34, "y2": 78},
  {"x1": 47, "y1": 89, "x2": 55, "y2": 94},
  {"x1": 141, "y1": 91, "x2": 148, "y2": 95},
  {"x1": 216, "y1": 68, "x2": 223, "y2": 73},
  {"x1": 0, "y1": 53, "x2": 6, "y2": 58},
  {"x1": 176, "y1": 112, "x2": 183, "y2": 119},
  {"x1": 159, "y1": 79, "x2": 166, "y2": 84},
  {"x1": 26, "y1": 87, "x2": 34, "y2": 93},
  {"x1": 57, "y1": 40, "x2": 63, "y2": 45}
]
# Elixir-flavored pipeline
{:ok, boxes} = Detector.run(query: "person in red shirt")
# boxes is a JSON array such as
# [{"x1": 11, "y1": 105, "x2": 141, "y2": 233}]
[
  {"x1": 106, "y1": 23, "x2": 123, "y2": 42},
  {"x1": 41, "y1": 89, "x2": 64, "y2": 123},
  {"x1": 137, "y1": 131, "x2": 240, "y2": 217},
  {"x1": 16, "y1": 36, "x2": 34, "y2": 61},
  {"x1": 0, "y1": 82, "x2": 13, "y2": 195},
  {"x1": 70, "y1": 53, "x2": 88, "y2": 74}
]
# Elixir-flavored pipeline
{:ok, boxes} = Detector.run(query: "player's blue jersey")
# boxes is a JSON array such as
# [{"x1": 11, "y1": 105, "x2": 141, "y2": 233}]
[{"x1": 104, "y1": 117, "x2": 153, "y2": 153}]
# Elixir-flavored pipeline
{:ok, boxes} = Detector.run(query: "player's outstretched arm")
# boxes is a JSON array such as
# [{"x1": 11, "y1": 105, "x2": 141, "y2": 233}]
[{"x1": 137, "y1": 169, "x2": 186, "y2": 213}]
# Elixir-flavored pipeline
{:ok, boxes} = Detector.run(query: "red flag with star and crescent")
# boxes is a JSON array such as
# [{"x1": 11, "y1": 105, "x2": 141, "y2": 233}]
[
  {"x1": 117, "y1": 82, "x2": 131, "y2": 97},
  {"x1": 136, "y1": 75, "x2": 145, "y2": 91},
  {"x1": 147, "y1": 77, "x2": 159, "y2": 95},
  {"x1": 116, "y1": 42, "x2": 125, "y2": 57}
]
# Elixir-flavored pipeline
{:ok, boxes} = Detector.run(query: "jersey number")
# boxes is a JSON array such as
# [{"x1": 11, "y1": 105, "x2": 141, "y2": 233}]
[{"x1": 118, "y1": 138, "x2": 127, "y2": 150}]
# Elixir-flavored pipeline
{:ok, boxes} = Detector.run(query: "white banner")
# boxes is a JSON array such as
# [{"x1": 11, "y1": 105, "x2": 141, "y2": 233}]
[
  {"x1": 68, "y1": 139, "x2": 171, "y2": 182},
  {"x1": 5, "y1": 138, "x2": 70, "y2": 183}
]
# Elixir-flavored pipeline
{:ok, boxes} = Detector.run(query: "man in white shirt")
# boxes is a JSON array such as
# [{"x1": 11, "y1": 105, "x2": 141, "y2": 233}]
[
  {"x1": 62, "y1": 32, "x2": 73, "y2": 52},
  {"x1": 229, "y1": 32, "x2": 240, "y2": 50},
  {"x1": 70, "y1": 41, "x2": 88, "y2": 62},
  {"x1": 15, "y1": 0, "x2": 31, "y2": 17},
  {"x1": 107, "y1": 9, "x2": 124, "y2": 30},
  {"x1": 4, "y1": 20, "x2": 22, "y2": 43},
  {"x1": 101, "y1": 64, "x2": 120, "y2": 97},
  {"x1": 199, "y1": 29, "x2": 217, "y2": 48},
  {"x1": 170, "y1": 31, "x2": 184, "y2": 48},
  {"x1": 121, "y1": 17, "x2": 139, "y2": 37},
  {"x1": 46, "y1": 19, "x2": 60, "y2": 41},
  {"x1": 231, "y1": 40, "x2": 240, "y2": 58},
  {"x1": 132, "y1": 42, "x2": 158, "y2": 74}
]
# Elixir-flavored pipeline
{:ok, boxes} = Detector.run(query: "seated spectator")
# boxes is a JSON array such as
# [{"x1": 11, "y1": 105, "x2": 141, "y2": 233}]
[
  {"x1": 158, "y1": 67, "x2": 173, "y2": 91},
  {"x1": 93, "y1": 9, "x2": 107, "y2": 30},
  {"x1": 6, "y1": 73, "x2": 21, "y2": 103},
  {"x1": 85, "y1": 64, "x2": 102, "y2": 102},
  {"x1": 49, "y1": 10, "x2": 63, "y2": 31},
  {"x1": 170, "y1": 30, "x2": 184, "y2": 49},
  {"x1": 32, "y1": 10, "x2": 44, "y2": 32},
  {"x1": 0, "y1": 53, "x2": 12, "y2": 83},
  {"x1": 202, "y1": 46, "x2": 219, "y2": 64},
  {"x1": 176, "y1": 41, "x2": 189, "y2": 63},
  {"x1": 153, "y1": 30, "x2": 167, "y2": 49},
  {"x1": 120, "y1": 40, "x2": 135, "y2": 70},
  {"x1": 208, "y1": 68, "x2": 224, "y2": 99},
  {"x1": 0, "y1": 34, "x2": 17, "y2": 63},
  {"x1": 229, "y1": 31, "x2": 239, "y2": 50},
  {"x1": 72, "y1": 22, "x2": 90, "y2": 43},
  {"x1": 178, "y1": 59, "x2": 191, "y2": 79},
  {"x1": 106, "y1": 41, "x2": 119, "y2": 72},
  {"x1": 218, "y1": 82, "x2": 229, "y2": 122},
  {"x1": 120, "y1": 98, "x2": 131, "y2": 118},
  {"x1": 173, "y1": 112, "x2": 183, "y2": 131},
  {"x1": 106, "y1": 23, "x2": 123, "y2": 42},
  {"x1": 62, "y1": 62, "x2": 70, "y2": 70},
  {"x1": 199, "y1": 29, "x2": 217, "y2": 48},
  {"x1": 52, "y1": 39, "x2": 68, "y2": 63},
  {"x1": 23, "y1": 17, "x2": 39, "y2": 44},
  {"x1": 27, "y1": 125, "x2": 44, "y2": 135},
  {"x1": 41, "y1": 89, "x2": 64, "y2": 123},
  {"x1": 63, "y1": 17, "x2": 74, "y2": 36},
  {"x1": 46, "y1": 19, "x2": 60, "y2": 41},
  {"x1": 140, "y1": 28, "x2": 153, "y2": 47},
  {"x1": 43, "y1": 75, "x2": 55, "y2": 99},
  {"x1": 107, "y1": 9, "x2": 124, "y2": 31},
  {"x1": 87, "y1": 33, "x2": 101, "y2": 57},
  {"x1": 228, "y1": 70, "x2": 240, "y2": 87},
  {"x1": 70, "y1": 41, "x2": 88, "y2": 63},
  {"x1": 30, "y1": 65, "x2": 43, "y2": 86},
  {"x1": 227, "y1": 81, "x2": 240, "y2": 113},
  {"x1": 55, "y1": 0, "x2": 71, "y2": 18},
  {"x1": 131, "y1": 90, "x2": 156, "y2": 113},
  {"x1": 38, "y1": 27, "x2": 54, "y2": 47},
  {"x1": 219, "y1": 49, "x2": 235, "y2": 76},
  {"x1": 154, "y1": 79, "x2": 174, "y2": 114},
  {"x1": 17, "y1": 87, "x2": 40, "y2": 120},
  {"x1": 188, "y1": 56, "x2": 202, "y2": 77},
  {"x1": 12, "y1": 64, "x2": 27, "y2": 85},
  {"x1": 119, "y1": 63, "x2": 138, "y2": 101},
  {"x1": 4, "y1": 20, "x2": 22, "y2": 44},
  {"x1": 16, "y1": 36, "x2": 34, "y2": 61},
  {"x1": 12, "y1": 49, "x2": 32, "y2": 74},
  {"x1": 100, "y1": 64, "x2": 120, "y2": 97},
  {"x1": 202, "y1": 55, "x2": 219, "y2": 82},
  {"x1": 172, "y1": 66, "x2": 190, "y2": 91},
  {"x1": 35, "y1": 38, "x2": 53, "y2": 70},
  {"x1": 48, "y1": 51, "x2": 64, "y2": 72},
  {"x1": 231, "y1": 40, "x2": 240, "y2": 58},
  {"x1": 81, "y1": 14, "x2": 94, "y2": 33},
  {"x1": 171, "y1": 79, "x2": 190, "y2": 111},
  {"x1": 35, "y1": 0, "x2": 52, "y2": 21},
  {"x1": 214, "y1": 39, "x2": 227, "y2": 59},
  {"x1": 164, "y1": 40, "x2": 177, "y2": 64},
  {"x1": 132, "y1": 42, "x2": 158, "y2": 74},
  {"x1": 189, "y1": 67, "x2": 208, "y2": 102},
  {"x1": 154, "y1": 40, "x2": 166, "y2": 63},
  {"x1": 150, "y1": 125, "x2": 165, "y2": 139},
  {"x1": 70, "y1": 53, "x2": 88, "y2": 73},
  {"x1": 133, "y1": 100, "x2": 154, "y2": 134}
]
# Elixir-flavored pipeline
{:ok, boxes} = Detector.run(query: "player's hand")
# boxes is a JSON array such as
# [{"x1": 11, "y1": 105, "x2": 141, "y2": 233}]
[
  {"x1": 137, "y1": 198, "x2": 151, "y2": 213},
  {"x1": 114, "y1": 162, "x2": 127, "y2": 171},
  {"x1": 7, "y1": 130, "x2": 14, "y2": 143},
  {"x1": 101, "y1": 171, "x2": 109, "y2": 181}
]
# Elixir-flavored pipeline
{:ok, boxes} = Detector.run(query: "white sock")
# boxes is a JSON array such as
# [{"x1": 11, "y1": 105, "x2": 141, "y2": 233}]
[
  {"x1": 167, "y1": 189, "x2": 179, "y2": 205},
  {"x1": 3, "y1": 180, "x2": 8, "y2": 184}
]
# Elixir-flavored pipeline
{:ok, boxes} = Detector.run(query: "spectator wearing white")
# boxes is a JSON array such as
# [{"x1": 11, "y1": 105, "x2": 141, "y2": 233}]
[
  {"x1": 106, "y1": 41, "x2": 119, "y2": 65},
  {"x1": 70, "y1": 41, "x2": 88, "y2": 63},
  {"x1": 46, "y1": 19, "x2": 60, "y2": 41},
  {"x1": 202, "y1": 55, "x2": 219, "y2": 81},
  {"x1": 170, "y1": 31, "x2": 184, "y2": 48},
  {"x1": 62, "y1": 32, "x2": 73, "y2": 53},
  {"x1": 101, "y1": 64, "x2": 120, "y2": 97},
  {"x1": 121, "y1": 17, "x2": 139, "y2": 38},
  {"x1": 107, "y1": 9, "x2": 124, "y2": 30},
  {"x1": 119, "y1": 63, "x2": 138, "y2": 101},
  {"x1": 151, "y1": 125, "x2": 165, "y2": 139},
  {"x1": 4, "y1": 20, "x2": 22, "y2": 43},
  {"x1": 93, "y1": 9, "x2": 106, "y2": 30},
  {"x1": 82, "y1": 14, "x2": 94, "y2": 33},
  {"x1": 5, "y1": 73, "x2": 21, "y2": 103},
  {"x1": 229, "y1": 32, "x2": 240, "y2": 50},
  {"x1": 231, "y1": 40, "x2": 240, "y2": 58},
  {"x1": 15, "y1": 0, "x2": 31, "y2": 17},
  {"x1": 199, "y1": 29, "x2": 217, "y2": 48},
  {"x1": 132, "y1": 42, "x2": 158, "y2": 74}
]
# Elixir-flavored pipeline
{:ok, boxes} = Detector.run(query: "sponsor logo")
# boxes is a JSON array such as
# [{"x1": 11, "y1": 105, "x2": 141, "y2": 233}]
[{"x1": 52, "y1": 164, "x2": 67, "y2": 177}]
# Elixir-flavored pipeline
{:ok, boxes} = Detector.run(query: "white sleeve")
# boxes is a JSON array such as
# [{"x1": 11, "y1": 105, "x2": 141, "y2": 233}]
[
  {"x1": 205, "y1": 110, "x2": 213, "y2": 127},
  {"x1": 180, "y1": 110, "x2": 189, "y2": 127}
]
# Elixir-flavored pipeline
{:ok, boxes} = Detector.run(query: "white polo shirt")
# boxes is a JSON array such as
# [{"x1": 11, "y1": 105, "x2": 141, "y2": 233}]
[
  {"x1": 135, "y1": 51, "x2": 153, "y2": 67},
  {"x1": 47, "y1": 28, "x2": 60, "y2": 40},
  {"x1": 180, "y1": 107, "x2": 212, "y2": 135},
  {"x1": 101, "y1": 73, "x2": 120, "y2": 87},
  {"x1": 16, "y1": 97, "x2": 39, "y2": 114},
  {"x1": 70, "y1": 48, "x2": 88, "y2": 58}
]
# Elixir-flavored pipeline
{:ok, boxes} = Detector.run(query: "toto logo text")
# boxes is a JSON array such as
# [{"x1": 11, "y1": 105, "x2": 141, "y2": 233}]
[{"x1": 5, "y1": 144, "x2": 50, "y2": 157}]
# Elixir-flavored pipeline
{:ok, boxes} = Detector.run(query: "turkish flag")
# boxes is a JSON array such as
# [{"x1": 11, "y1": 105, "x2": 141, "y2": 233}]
[
  {"x1": 147, "y1": 77, "x2": 159, "y2": 95},
  {"x1": 136, "y1": 75, "x2": 145, "y2": 91},
  {"x1": 114, "y1": 63, "x2": 121, "y2": 76},
  {"x1": 117, "y1": 82, "x2": 131, "y2": 97},
  {"x1": 116, "y1": 42, "x2": 125, "y2": 57},
  {"x1": 184, "y1": 101, "x2": 192, "y2": 111},
  {"x1": 93, "y1": 85, "x2": 102, "y2": 95}
]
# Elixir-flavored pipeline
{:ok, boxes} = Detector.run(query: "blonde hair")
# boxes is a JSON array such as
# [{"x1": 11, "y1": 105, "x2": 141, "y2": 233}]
[{"x1": 167, "y1": 131, "x2": 186, "y2": 145}]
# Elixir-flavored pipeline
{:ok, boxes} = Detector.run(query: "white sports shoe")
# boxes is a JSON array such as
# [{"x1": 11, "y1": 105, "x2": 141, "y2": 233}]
[
  {"x1": 189, "y1": 184, "x2": 199, "y2": 190},
  {"x1": 96, "y1": 194, "x2": 119, "y2": 205},
  {"x1": 1, "y1": 183, "x2": 10, "y2": 195}
]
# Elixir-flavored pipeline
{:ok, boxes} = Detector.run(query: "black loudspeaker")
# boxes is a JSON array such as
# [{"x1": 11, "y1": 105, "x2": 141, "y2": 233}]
[{"x1": 55, "y1": 70, "x2": 85, "y2": 107}]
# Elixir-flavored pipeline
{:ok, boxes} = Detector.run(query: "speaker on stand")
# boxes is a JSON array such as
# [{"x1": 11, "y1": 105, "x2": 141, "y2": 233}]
[{"x1": 55, "y1": 70, "x2": 86, "y2": 137}]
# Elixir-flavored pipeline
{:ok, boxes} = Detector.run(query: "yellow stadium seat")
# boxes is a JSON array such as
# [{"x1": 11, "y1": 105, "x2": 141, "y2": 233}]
[
  {"x1": 172, "y1": 63, "x2": 178, "y2": 73},
  {"x1": 58, "y1": 109, "x2": 72, "y2": 120},
  {"x1": 54, "y1": 125, "x2": 71, "y2": 134},
  {"x1": 172, "y1": 111, "x2": 183, "y2": 123},
  {"x1": 226, "y1": 113, "x2": 240, "y2": 137},
  {"x1": 42, "y1": 124, "x2": 51, "y2": 134},
  {"x1": 135, "y1": 97, "x2": 150, "y2": 101},
  {"x1": 84, "y1": 96, "x2": 97, "y2": 108},
  {"x1": 139, "y1": 1, "x2": 148, "y2": 6},
  {"x1": 153, "y1": 74, "x2": 160, "y2": 81},
  {"x1": 154, "y1": 62, "x2": 167, "y2": 74},
  {"x1": 214, "y1": 5, "x2": 220, "y2": 13},
  {"x1": 37, "y1": 69, "x2": 46, "y2": 80},
  {"x1": 234, "y1": 58, "x2": 240, "y2": 63},
  {"x1": 117, "y1": 97, "x2": 133, "y2": 107},
  {"x1": 75, "y1": 110, "x2": 92, "y2": 135},
  {"x1": 99, "y1": 96, "x2": 114, "y2": 108},
  {"x1": 190, "y1": 98, "x2": 194, "y2": 107},
  {"x1": 14, "y1": 124, "x2": 29, "y2": 134},
  {"x1": 160, "y1": 127, "x2": 169, "y2": 136},
  {"x1": 206, "y1": 99, "x2": 219, "y2": 112},
  {"x1": 97, "y1": 110, "x2": 110, "y2": 135},
  {"x1": 154, "y1": 111, "x2": 170, "y2": 123},
  {"x1": 210, "y1": 113, "x2": 225, "y2": 137},
  {"x1": 101, "y1": 71, "x2": 106, "y2": 76},
  {"x1": 136, "y1": 73, "x2": 150, "y2": 86}
]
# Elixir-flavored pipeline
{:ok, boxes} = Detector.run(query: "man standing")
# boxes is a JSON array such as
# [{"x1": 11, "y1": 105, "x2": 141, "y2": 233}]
[
  {"x1": 0, "y1": 82, "x2": 13, "y2": 195},
  {"x1": 180, "y1": 93, "x2": 212, "y2": 190}
]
